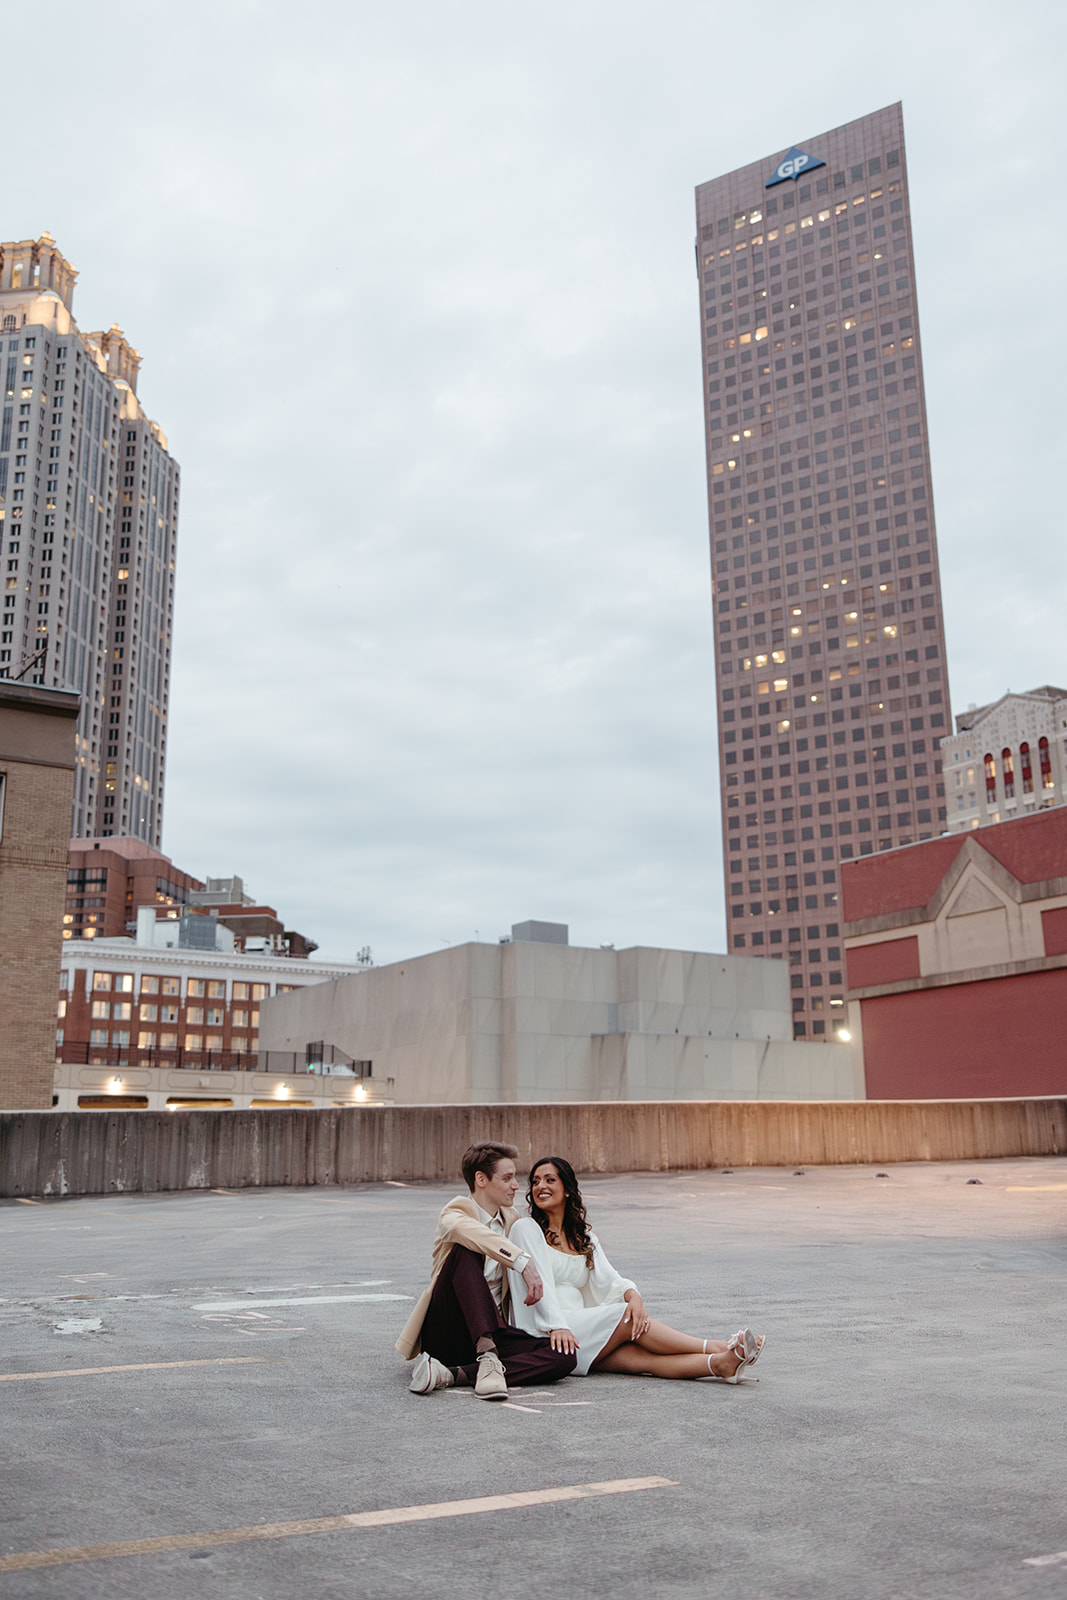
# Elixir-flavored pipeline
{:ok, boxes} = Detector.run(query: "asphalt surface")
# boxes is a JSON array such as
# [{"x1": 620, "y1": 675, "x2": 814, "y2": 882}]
[{"x1": 0, "y1": 1157, "x2": 1065, "y2": 1600}]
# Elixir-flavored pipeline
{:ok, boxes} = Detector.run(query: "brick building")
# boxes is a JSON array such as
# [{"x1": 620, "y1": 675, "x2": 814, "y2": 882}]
[
  {"x1": 59, "y1": 926, "x2": 363, "y2": 1072},
  {"x1": 842, "y1": 808, "x2": 1067, "y2": 1098},
  {"x1": 64, "y1": 835, "x2": 203, "y2": 942},
  {"x1": 0, "y1": 680, "x2": 80, "y2": 1107}
]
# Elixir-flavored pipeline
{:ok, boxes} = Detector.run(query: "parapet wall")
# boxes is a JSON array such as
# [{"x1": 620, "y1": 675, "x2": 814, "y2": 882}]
[{"x1": 2, "y1": 1098, "x2": 1066, "y2": 1197}]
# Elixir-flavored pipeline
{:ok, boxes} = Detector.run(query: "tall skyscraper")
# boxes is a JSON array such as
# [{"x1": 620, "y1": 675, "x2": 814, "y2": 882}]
[
  {"x1": 695, "y1": 105, "x2": 951, "y2": 1040},
  {"x1": 0, "y1": 234, "x2": 178, "y2": 845}
]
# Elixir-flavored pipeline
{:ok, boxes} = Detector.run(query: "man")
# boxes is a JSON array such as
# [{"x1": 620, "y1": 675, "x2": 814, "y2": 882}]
[{"x1": 397, "y1": 1140, "x2": 577, "y2": 1401}]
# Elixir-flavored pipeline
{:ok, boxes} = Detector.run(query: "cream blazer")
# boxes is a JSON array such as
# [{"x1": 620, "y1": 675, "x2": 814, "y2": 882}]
[{"x1": 396, "y1": 1194, "x2": 526, "y2": 1360}]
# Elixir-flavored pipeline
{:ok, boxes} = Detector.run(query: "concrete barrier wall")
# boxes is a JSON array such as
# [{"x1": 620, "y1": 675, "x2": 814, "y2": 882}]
[{"x1": 2, "y1": 1098, "x2": 1066, "y2": 1197}]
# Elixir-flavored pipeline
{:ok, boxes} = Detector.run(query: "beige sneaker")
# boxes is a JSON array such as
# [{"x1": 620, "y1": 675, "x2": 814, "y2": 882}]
[
  {"x1": 473, "y1": 1350, "x2": 508, "y2": 1401},
  {"x1": 409, "y1": 1352, "x2": 454, "y2": 1394}
]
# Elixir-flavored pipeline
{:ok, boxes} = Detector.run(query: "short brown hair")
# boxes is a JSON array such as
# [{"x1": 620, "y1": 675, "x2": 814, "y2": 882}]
[{"x1": 461, "y1": 1141, "x2": 518, "y2": 1192}]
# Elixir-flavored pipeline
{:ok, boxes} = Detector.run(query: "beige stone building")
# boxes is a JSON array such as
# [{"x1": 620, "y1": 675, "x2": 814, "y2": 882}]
[
  {"x1": 0, "y1": 680, "x2": 79, "y2": 1107},
  {"x1": 940, "y1": 686, "x2": 1067, "y2": 831}
]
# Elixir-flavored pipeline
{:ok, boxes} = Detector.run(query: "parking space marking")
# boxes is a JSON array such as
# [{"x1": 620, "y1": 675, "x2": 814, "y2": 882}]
[
  {"x1": 0, "y1": 1477, "x2": 676, "y2": 1572},
  {"x1": 192, "y1": 1293, "x2": 410, "y2": 1311},
  {"x1": 1024, "y1": 1549, "x2": 1067, "y2": 1567},
  {"x1": 1005, "y1": 1185, "x2": 1067, "y2": 1192},
  {"x1": 0, "y1": 1357, "x2": 274, "y2": 1382}
]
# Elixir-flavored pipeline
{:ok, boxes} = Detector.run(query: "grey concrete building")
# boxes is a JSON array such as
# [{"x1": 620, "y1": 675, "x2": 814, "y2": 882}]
[
  {"x1": 695, "y1": 103, "x2": 951, "y2": 1041},
  {"x1": 259, "y1": 921, "x2": 860, "y2": 1104},
  {"x1": 0, "y1": 234, "x2": 178, "y2": 844}
]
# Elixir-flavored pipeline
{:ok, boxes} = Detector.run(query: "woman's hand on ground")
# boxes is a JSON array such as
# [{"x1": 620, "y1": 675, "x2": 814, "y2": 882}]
[
  {"x1": 549, "y1": 1327, "x2": 578, "y2": 1355},
  {"x1": 624, "y1": 1293, "x2": 651, "y2": 1340}
]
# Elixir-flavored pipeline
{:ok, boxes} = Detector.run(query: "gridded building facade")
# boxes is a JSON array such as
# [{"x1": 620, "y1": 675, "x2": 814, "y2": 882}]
[
  {"x1": 695, "y1": 105, "x2": 951, "y2": 1039},
  {"x1": 0, "y1": 234, "x2": 178, "y2": 844}
]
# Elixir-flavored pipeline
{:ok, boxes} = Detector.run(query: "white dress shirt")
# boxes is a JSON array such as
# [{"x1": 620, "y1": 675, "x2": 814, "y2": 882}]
[{"x1": 474, "y1": 1201, "x2": 528, "y2": 1309}]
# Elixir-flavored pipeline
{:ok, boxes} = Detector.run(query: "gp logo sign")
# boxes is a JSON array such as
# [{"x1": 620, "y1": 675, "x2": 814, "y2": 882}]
[{"x1": 766, "y1": 145, "x2": 825, "y2": 188}]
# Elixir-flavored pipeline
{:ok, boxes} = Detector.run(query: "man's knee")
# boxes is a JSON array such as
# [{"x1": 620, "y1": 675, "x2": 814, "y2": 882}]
[{"x1": 544, "y1": 1348, "x2": 578, "y2": 1381}]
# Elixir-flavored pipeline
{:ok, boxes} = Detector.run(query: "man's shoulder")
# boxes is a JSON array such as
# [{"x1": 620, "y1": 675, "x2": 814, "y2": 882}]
[{"x1": 438, "y1": 1193, "x2": 478, "y2": 1221}]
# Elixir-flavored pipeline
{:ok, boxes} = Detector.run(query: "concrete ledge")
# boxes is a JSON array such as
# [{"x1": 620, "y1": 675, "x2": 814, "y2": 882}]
[{"x1": 2, "y1": 1097, "x2": 1067, "y2": 1197}]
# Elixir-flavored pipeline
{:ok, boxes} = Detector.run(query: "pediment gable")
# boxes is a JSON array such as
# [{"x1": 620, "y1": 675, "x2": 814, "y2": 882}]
[{"x1": 945, "y1": 873, "x2": 1006, "y2": 919}]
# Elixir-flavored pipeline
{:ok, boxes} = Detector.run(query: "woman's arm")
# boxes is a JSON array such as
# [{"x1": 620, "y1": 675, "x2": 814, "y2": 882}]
[
  {"x1": 587, "y1": 1233, "x2": 638, "y2": 1303},
  {"x1": 507, "y1": 1218, "x2": 570, "y2": 1337}
]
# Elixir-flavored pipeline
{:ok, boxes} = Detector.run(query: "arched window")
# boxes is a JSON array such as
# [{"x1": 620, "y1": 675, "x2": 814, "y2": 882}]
[
  {"x1": 1039, "y1": 736, "x2": 1053, "y2": 789},
  {"x1": 1020, "y1": 742, "x2": 1033, "y2": 794},
  {"x1": 1001, "y1": 747, "x2": 1014, "y2": 799},
  {"x1": 984, "y1": 753, "x2": 996, "y2": 801}
]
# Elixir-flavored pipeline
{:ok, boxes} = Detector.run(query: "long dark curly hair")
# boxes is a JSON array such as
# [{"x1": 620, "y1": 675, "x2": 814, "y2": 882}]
[{"x1": 526, "y1": 1156, "x2": 595, "y2": 1269}]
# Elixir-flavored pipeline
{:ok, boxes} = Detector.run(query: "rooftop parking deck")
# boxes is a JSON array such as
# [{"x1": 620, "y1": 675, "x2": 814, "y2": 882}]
[{"x1": 1, "y1": 1158, "x2": 1065, "y2": 1598}]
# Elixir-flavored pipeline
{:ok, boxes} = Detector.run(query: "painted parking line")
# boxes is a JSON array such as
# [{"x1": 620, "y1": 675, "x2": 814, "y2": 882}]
[
  {"x1": 1005, "y1": 1185, "x2": 1067, "y2": 1192},
  {"x1": 0, "y1": 1357, "x2": 274, "y2": 1383},
  {"x1": 0, "y1": 1476, "x2": 677, "y2": 1573},
  {"x1": 192, "y1": 1293, "x2": 410, "y2": 1311},
  {"x1": 1024, "y1": 1550, "x2": 1067, "y2": 1568}
]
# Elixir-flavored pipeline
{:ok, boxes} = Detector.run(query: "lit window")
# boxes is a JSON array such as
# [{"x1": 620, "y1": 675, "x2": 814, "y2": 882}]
[
  {"x1": 91, "y1": 1000, "x2": 109, "y2": 1020},
  {"x1": 92, "y1": 972, "x2": 111, "y2": 991}
]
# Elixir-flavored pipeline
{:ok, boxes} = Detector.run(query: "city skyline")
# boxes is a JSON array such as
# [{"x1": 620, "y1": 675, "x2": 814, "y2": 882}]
[
  {"x1": 1, "y1": 1, "x2": 1064, "y2": 964},
  {"x1": 696, "y1": 105, "x2": 951, "y2": 1038}
]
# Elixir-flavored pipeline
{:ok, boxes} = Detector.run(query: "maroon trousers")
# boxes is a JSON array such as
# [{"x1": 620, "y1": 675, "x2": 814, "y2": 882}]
[{"x1": 419, "y1": 1245, "x2": 576, "y2": 1388}]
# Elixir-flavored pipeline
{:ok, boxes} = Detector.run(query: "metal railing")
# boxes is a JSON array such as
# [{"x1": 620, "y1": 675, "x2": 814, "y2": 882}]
[{"x1": 57, "y1": 1042, "x2": 373, "y2": 1077}]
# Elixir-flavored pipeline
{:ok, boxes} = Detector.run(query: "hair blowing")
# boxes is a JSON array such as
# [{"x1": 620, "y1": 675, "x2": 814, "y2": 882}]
[{"x1": 527, "y1": 1156, "x2": 595, "y2": 1269}]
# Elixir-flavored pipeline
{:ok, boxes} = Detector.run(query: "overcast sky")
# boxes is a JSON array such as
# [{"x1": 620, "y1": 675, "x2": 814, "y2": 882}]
[{"x1": 6, "y1": 0, "x2": 1066, "y2": 964}]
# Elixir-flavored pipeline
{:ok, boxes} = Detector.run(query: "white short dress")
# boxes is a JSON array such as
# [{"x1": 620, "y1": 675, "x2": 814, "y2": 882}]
[{"x1": 507, "y1": 1216, "x2": 637, "y2": 1376}]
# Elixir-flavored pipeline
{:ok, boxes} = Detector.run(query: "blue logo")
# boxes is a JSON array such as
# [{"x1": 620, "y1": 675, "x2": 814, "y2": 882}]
[{"x1": 766, "y1": 146, "x2": 825, "y2": 188}]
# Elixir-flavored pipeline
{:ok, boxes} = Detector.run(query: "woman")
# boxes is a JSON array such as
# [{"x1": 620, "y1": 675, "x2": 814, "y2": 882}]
[{"x1": 507, "y1": 1157, "x2": 764, "y2": 1382}]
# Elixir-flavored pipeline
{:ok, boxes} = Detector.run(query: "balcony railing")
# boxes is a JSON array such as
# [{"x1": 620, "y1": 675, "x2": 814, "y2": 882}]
[{"x1": 57, "y1": 1042, "x2": 372, "y2": 1077}]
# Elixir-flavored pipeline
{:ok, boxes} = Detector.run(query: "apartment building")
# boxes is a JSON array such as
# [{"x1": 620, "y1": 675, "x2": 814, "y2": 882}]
[{"x1": 0, "y1": 234, "x2": 178, "y2": 843}]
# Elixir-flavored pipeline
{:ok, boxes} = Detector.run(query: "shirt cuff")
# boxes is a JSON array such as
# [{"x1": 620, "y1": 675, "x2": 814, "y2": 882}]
[{"x1": 512, "y1": 1251, "x2": 529, "y2": 1273}]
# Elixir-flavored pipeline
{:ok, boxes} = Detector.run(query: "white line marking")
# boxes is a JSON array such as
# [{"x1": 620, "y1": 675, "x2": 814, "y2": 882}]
[
  {"x1": 0, "y1": 1358, "x2": 273, "y2": 1383},
  {"x1": 192, "y1": 1294, "x2": 410, "y2": 1311},
  {"x1": 0, "y1": 1477, "x2": 678, "y2": 1571},
  {"x1": 1024, "y1": 1550, "x2": 1067, "y2": 1568},
  {"x1": 1006, "y1": 1185, "x2": 1067, "y2": 1192}
]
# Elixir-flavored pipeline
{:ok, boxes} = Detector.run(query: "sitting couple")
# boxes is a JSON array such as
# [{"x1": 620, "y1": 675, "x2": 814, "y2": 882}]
[{"x1": 399, "y1": 1140, "x2": 765, "y2": 1401}]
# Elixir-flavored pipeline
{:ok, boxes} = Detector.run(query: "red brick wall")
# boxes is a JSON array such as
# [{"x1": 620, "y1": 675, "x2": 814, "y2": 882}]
[
  {"x1": 846, "y1": 936, "x2": 921, "y2": 990},
  {"x1": 1041, "y1": 907, "x2": 1067, "y2": 959},
  {"x1": 861, "y1": 968, "x2": 1067, "y2": 1098}
]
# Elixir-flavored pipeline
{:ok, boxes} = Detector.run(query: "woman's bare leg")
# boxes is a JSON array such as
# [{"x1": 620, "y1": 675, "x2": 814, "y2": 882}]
[
  {"x1": 594, "y1": 1309, "x2": 732, "y2": 1366},
  {"x1": 593, "y1": 1342, "x2": 745, "y2": 1380}
]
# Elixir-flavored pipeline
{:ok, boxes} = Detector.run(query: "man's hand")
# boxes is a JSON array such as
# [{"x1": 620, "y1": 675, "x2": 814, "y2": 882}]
[
  {"x1": 549, "y1": 1327, "x2": 578, "y2": 1355},
  {"x1": 622, "y1": 1291, "x2": 650, "y2": 1341},
  {"x1": 521, "y1": 1260, "x2": 544, "y2": 1305}
]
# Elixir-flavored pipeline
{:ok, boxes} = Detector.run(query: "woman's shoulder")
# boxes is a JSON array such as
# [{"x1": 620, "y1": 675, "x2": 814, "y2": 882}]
[{"x1": 509, "y1": 1215, "x2": 544, "y2": 1242}]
